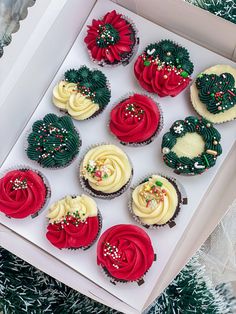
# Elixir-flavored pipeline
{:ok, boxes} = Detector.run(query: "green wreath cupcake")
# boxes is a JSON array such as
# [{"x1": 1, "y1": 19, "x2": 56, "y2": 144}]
[
  {"x1": 53, "y1": 66, "x2": 111, "y2": 120},
  {"x1": 191, "y1": 64, "x2": 236, "y2": 123},
  {"x1": 161, "y1": 116, "x2": 222, "y2": 175},
  {"x1": 26, "y1": 114, "x2": 81, "y2": 168}
]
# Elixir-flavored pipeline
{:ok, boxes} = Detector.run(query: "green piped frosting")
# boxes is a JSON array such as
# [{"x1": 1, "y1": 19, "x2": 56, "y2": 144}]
[
  {"x1": 96, "y1": 24, "x2": 120, "y2": 48},
  {"x1": 64, "y1": 69, "x2": 80, "y2": 83},
  {"x1": 144, "y1": 39, "x2": 194, "y2": 76},
  {"x1": 161, "y1": 116, "x2": 222, "y2": 175},
  {"x1": 64, "y1": 66, "x2": 111, "y2": 107},
  {"x1": 27, "y1": 114, "x2": 81, "y2": 168},
  {"x1": 196, "y1": 72, "x2": 236, "y2": 114}
]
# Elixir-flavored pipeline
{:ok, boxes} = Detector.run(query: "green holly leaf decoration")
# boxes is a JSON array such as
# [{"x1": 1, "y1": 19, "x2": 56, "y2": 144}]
[{"x1": 196, "y1": 72, "x2": 236, "y2": 114}]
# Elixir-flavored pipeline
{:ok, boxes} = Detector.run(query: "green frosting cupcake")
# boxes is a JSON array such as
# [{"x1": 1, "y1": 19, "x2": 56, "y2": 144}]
[
  {"x1": 145, "y1": 39, "x2": 194, "y2": 76},
  {"x1": 26, "y1": 114, "x2": 81, "y2": 168},
  {"x1": 161, "y1": 116, "x2": 222, "y2": 175}
]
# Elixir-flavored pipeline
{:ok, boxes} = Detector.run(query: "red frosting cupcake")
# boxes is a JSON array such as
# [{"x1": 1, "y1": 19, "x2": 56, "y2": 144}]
[
  {"x1": 46, "y1": 195, "x2": 101, "y2": 250},
  {"x1": 84, "y1": 10, "x2": 138, "y2": 66},
  {"x1": 97, "y1": 224, "x2": 155, "y2": 284},
  {"x1": 0, "y1": 168, "x2": 49, "y2": 219},
  {"x1": 109, "y1": 93, "x2": 162, "y2": 145},
  {"x1": 134, "y1": 40, "x2": 194, "y2": 97}
]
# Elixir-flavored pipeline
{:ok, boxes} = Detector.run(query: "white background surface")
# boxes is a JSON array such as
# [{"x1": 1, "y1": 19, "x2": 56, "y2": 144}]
[{"x1": 0, "y1": 0, "x2": 236, "y2": 311}]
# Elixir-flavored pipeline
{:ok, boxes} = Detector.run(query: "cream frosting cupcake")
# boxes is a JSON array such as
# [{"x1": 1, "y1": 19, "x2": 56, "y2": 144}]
[
  {"x1": 80, "y1": 144, "x2": 133, "y2": 199},
  {"x1": 46, "y1": 195, "x2": 102, "y2": 250},
  {"x1": 191, "y1": 64, "x2": 236, "y2": 123},
  {"x1": 130, "y1": 174, "x2": 187, "y2": 228},
  {"x1": 52, "y1": 66, "x2": 111, "y2": 120}
]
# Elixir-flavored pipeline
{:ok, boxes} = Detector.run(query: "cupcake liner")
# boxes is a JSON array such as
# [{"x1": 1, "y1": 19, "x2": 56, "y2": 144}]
[
  {"x1": 46, "y1": 194, "x2": 103, "y2": 250},
  {"x1": 107, "y1": 92, "x2": 164, "y2": 147},
  {"x1": 128, "y1": 173, "x2": 187, "y2": 229},
  {"x1": 24, "y1": 114, "x2": 82, "y2": 170},
  {"x1": 98, "y1": 253, "x2": 157, "y2": 286},
  {"x1": 85, "y1": 13, "x2": 139, "y2": 68},
  {"x1": 79, "y1": 142, "x2": 133, "y2": 199},
  {"x1": 54, "y1": 65, "x2": 112, "y2": 121},
  {"x1": 0, "y1": 165, "x2": 51, "y2": 219}
]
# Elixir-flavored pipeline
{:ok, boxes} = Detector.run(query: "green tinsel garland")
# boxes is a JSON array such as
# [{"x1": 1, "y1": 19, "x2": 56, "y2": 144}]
[
  {"x1": 0, "y1": 247, "x2": 235, "y2": 314},
  {"x1": 186, "y1": 0, "x2": 236, "y2": 24}
]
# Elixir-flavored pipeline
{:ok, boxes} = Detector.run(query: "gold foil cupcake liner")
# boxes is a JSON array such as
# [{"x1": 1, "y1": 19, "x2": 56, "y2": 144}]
[
  {"x1": 107, "y1": 91, "x2": 164, "y2": 147},
  {"x1": 45, "y1": 194, "x2": 103, "y2": 250},
  {"x1": 0, "y1": 165, "x2": 51, "y2": 219},
  {"x1": 128, "y1": 172, "x2": 188, "y2": 229},
  {"x1": 79, "y1": 142, "x2": 133, "y2": 200}
]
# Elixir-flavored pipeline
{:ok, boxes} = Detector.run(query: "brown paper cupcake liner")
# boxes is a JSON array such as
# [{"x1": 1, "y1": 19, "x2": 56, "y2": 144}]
[
  {"x1": 46, "y1": 194, "x2": 102, "y2": 250},
  {"x1": 79, "y1": 142, "x2": 133, "y2": 199},
  {"x1": 98, "y1": 253, "x2": 157, "y2": 286},
  {"x1": 128, "y1": 173, "x2": 187, "y2": 229},
  {"x1": 0, "y1": 165, "x2": 51, "y2": 219},
  {"x1": 107, "y1": 92, "x2": 163, "y2": 147}
]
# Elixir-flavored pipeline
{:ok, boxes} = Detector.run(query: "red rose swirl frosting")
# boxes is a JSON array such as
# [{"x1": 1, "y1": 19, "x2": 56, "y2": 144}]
[
  {"x1": 109, "y1": 94, "x2": 162, "y2": 144},
  {"x1": 0, "y1": 169, "x2": 48, "y2": 219},
  {"x1": 46, "y1": 195, "x2": 101, "y2": 249},
  {"x1": 134, "y1": 40, "x2": 194, "y2": 97},
  {"x1": 97, "y1": 224, "x2": 155, "y2": 282}
]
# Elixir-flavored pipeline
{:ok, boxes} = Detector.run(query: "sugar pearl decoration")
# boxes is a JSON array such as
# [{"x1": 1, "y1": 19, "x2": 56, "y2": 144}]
[
  {"x1": 163, "y1": 75, "x2": 168, "y2": 79},
  {"x1": 162, "y1": 147, "x2": 170, "y2": 154}
]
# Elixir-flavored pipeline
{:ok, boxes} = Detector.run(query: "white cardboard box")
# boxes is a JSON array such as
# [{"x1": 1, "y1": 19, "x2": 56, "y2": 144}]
[{"x1": 0, "y1": 1, "x2": 236, "y2": 313}]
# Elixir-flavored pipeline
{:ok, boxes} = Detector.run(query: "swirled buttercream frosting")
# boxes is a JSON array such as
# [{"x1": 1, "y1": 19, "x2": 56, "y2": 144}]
[
  {"x1": 109, "y1": 93, "x2": 162, "y2": 145},
  {"x1": 52, "y1": 66, "x2": 111, "y2": 120},
  {"x1": 0, "y1": 168, "x2": 48, "y2": 219},
  {"x1": 97, "y1": 224, "x2": 155, "y2": 282},
  {"x1": 26, "y1": 113, "x2": 81, "y2": 168},
  {"x1": 80, "y1": 144, "x2": 132, "y2": 197},
  {"x1": 131, "y1": 175, "x2": 179, "y2": 225},
  {"x1": 46, "y1": 195, "x2": 101, "y2": 249},
  {"x1": 134, "y1": 39, "x2": 193, "y2": 97}
]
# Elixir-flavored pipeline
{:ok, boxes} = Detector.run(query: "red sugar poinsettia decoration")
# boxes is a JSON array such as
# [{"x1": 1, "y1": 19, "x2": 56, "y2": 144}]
[{"x1": 84, "y1": 10, "x2": 137, "y2": 65}]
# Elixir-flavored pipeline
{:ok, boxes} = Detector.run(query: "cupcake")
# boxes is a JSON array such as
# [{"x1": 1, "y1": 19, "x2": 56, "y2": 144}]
[
  {"x1": 134, "y1": 39, "x2": 194, "y2": 97},
  {"x1": 0, "y1": 167, "x2": 50, "y2": 219},
  {"x1": 80, "y1": 144, "x2": 133, "y2": 199},
  {"x1": 130, "y1": 174, "x2": 187, "y2": 228},
  {"x1": 161, "y1": 116, "x2": 222, "y2": 175},
  {"x1": 191, "y1": 64, "x2": 236, "y2": 123},
  {"x1": 84, "y1": 10, "x2": 138, "y2": 66},
  {"x1": 97, "y1": 224, "x2": 155, "y2": 284},
  {"x1": 109, "y1": 93, "x2": 163, "y2": 146},
  {"x1": 26, "y1": 113, "x2": 81, "y2": 168},
  {"x1": 52, "y1": 66, "x2": 111, "y2": 120},
  {"x1": 46, "y1": 194, "x2": 101, "y2": 250}
]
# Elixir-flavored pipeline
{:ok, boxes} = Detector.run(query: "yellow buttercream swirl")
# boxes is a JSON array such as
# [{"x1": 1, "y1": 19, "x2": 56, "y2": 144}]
[
  {"x1": 68, "y1": 93, "x2": 99, "y2": 120},
  {"x1": 47, "y1": 194, "x2": 97, "y2": 223},
  {"x1": 132, "y1": 175, "x2": 178, "y2": 225},
  {"x1": 81, "y1": 144, "x2": 132, "y2": 194},
  {"x1": 52, "y1": 81, "x2": 77, "y2": 109}
]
